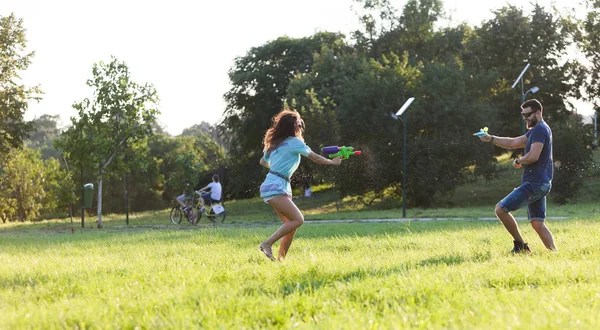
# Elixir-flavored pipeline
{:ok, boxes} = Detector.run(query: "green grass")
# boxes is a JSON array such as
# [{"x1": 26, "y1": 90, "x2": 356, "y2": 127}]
[
  {"x1": 1, "y1": 151, "x2": 599, "y2": 328},
  {"x1": 9, "y1": 151, "x2": 598, "y2": 229},
  {"x1": 3, "y1": 196, "x2": 599, "y2": 234},
  {"x1": 2, "y1": 215, "x2": 600, "y2": 329}
]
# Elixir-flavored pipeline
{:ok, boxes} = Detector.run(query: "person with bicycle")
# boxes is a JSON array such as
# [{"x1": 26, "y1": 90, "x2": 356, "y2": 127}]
[
  {"x1": 175, "y1": 180, "x2": 195, "y2": 215},
  {"x1": 195, "y1": 174, "x2": 222, "y2": 213},
  {"x1": 173, "y1": 175, "x2": 222, "y2": 222},
  {"x1": 258, "y1": 109, "x2": 341, "y2": 261}
]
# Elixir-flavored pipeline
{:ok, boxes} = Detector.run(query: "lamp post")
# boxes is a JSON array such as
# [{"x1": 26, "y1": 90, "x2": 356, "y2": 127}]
[
  {"x1": 594, "y1": 111, "x2": 598, "y2": 147},
  {"x1": 511, "y1": 63, "x2": 539, "y2": 134},
  {"x1": 391, "y1": 97, "x2": 415, "y2": 218}
]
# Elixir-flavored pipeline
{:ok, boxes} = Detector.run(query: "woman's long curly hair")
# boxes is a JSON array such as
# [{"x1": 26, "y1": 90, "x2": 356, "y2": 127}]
[{"x1": 262, "y1": 109, "x2": 305, "y2": 154}]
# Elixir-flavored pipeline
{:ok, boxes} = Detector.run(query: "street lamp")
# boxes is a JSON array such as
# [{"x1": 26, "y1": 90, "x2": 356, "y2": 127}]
[
  {"x1": 594, "y1": 111, "x2": 598, "y2": 147},
  {"x1": 391, "y1": 97, "x2": 415, "y2": 218},
  {"x1": 511, "y1": 63, "x2": 539, "y2": 134}
]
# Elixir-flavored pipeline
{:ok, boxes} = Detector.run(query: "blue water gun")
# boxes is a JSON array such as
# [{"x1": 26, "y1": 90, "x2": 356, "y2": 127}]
[{"x1": 473, "y1": 127, "x2": 489, "y2": 137}]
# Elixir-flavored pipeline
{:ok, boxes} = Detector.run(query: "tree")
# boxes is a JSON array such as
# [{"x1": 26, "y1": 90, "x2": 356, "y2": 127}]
[
  {"x1": 42, "y1": 157, "x2": 77, "y2": 217},
  {"x1": 551, "y1": 117, "x2": 594, "y2": 204},
  {"x1": 0, "y1": 147, "x2": 45, "y2": 221},
  {"x1": 221, "y1": 32, "x2": 349, "y2": 198},
  {"x1": 0, "y1": 14, "x2": 40, "y2": 154},
  {"x1": 284, "y1": 0, "x2": 500, "y2": 207},
  {"x1": 580, "y1": 0, "x2": 600, "y2": 118},
  {"x1": 350, "y1": 0, "x2": 400, "y2": 52},
  {"x1": 56, "y1": 57, "x2": 159, "y2": 228},
  {"x1": 27, "y1": 114, "x2": 62, "y2": 160},
  {"x1": 287, "y1": 44, "x2": 497, "y2": 206},
  {"x1": 181, "y1": 121, "x2": 226, "y2": 149},
  {"x1": 151, "y1": 133, "x2": 224, "y2": 202},
  {"x1": 465, "y1": 4, "x2": 583, "y2": 135}
]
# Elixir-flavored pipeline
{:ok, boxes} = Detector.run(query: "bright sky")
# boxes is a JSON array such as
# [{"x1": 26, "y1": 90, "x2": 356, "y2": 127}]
[{"x1": 4, "y1": 0, "x2": 594, "y2": 135}]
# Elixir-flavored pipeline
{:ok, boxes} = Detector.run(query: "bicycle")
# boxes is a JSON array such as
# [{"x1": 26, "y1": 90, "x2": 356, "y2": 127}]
[
  {"x1": 169, "y1": 191, "x2": 226, "y2": 224},
  {"x1": 169, "y1": 204, "x2": 193, "y2": 225},
  {"x1": 196, "y1": 201, "x2": 226, "y2": 223}
]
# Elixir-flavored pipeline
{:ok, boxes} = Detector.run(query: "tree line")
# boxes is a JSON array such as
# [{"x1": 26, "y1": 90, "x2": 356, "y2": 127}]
[{"x1": 1, "y1": 0, "x2": 599, "y2": 224}]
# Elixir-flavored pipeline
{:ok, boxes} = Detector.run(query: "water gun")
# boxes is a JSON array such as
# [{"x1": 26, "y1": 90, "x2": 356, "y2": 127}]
[
  {"x1": 321, "y1": 146, "x2": 361, "y2": 159},
  {"x1": 473, "y1": 127, "x2": 489, "y2": 137}
]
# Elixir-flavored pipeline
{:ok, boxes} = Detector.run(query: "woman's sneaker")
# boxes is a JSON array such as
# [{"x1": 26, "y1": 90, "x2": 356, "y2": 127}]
[{"x1": 511, "y1": 241, "x2": 532, "y2": 254}]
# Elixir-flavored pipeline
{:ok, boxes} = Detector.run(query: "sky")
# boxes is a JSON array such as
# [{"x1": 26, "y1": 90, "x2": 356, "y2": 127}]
[{"x1": 4, "y1": 0, "x2": 595, "y2": 135}]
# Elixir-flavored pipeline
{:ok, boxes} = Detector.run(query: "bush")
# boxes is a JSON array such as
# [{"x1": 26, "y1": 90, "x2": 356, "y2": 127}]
[{"x1": 550, "y1": 119, "x2": 593, "y2": 204}]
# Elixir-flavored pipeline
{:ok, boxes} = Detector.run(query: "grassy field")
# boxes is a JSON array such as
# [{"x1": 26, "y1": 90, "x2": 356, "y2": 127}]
[
  {"x1": 2, "y1": 151, "x2": 599, "y2": 329},
  {"x1": 2, "y1": 214, "x2": 600, "y2": 329},
  {"x1": 11, "y1": 151, "x2": 596, "y2": 230}
]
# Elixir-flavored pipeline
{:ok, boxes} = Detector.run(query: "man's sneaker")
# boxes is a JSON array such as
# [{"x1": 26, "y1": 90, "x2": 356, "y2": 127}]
[
  {"x1": 199, "y1": 207, "x2": 205, "y2": 213},
  {"x1": 511, "y1": 241, "x2": 532, "y2": 254}
]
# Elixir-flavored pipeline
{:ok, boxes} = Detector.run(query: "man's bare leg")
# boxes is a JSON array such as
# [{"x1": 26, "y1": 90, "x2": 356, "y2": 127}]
[
  {"x1": 495, "y1": 204, "x2": 525, "y2": 243},
  {"x1": 531, "y1": 220, "x2": 557, "y2": 250}
]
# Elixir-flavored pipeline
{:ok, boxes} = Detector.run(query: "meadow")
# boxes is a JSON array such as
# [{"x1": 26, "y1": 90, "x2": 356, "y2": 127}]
[
  {"x1": 2, "y1": 152, "x2": 599, "y2": 329},
  {"x1": 2, "y1": 211, "x2": 600, "y2": 329}
]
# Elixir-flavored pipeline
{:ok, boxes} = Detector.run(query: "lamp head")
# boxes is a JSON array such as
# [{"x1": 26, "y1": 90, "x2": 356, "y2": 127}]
[{"x1": 396, "y1": 97, "x2": 415, "y2": 117}]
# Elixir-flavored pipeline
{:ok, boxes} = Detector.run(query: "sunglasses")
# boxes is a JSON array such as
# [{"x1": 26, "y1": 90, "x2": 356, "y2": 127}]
[{"x1": 521, "y1": 111, "x2": 536, "y2": 119}]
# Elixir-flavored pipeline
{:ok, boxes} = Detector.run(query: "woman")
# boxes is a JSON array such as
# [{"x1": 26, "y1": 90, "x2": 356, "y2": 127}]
[{"x1": 258, "y1": 109, "x2": 341, "y2": 260}]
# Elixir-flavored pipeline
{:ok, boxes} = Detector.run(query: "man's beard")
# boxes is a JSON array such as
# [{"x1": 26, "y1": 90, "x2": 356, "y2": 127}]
[{"x1": 527, "y1": 116, "x2": 538, "y2": 129}]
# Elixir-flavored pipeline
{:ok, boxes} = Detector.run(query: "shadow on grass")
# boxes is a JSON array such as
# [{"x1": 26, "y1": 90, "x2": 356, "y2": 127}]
[
  {"x1": 417, "y1": 250, "x2": 492, "y2": 267},
  {"x1": 278, "y1": 264, "x2": 410, "y2": 297},
  {"x1": 277, "y1": 250, "x2": 494, "y2": 296}
]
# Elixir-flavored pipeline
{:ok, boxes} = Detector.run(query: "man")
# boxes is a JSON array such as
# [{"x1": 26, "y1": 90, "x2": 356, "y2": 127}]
[
  {"x1": 196, "y1": 174, "x2": 222, "y2": 212},
  {"x1": 478, "y1": 99, "x2": 557, "y2": 253}
]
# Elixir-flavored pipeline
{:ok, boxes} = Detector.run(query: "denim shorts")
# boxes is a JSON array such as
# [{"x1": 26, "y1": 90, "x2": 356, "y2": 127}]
[
  {"x1": 260, "y1": 176, "x2": 292, "y2": 203},
  {"x1": 498, "y1": 182, "x2": 552, "y2": 221},
  {"x1": 199, "y1": 191, "x2": 215, "y2": 205},
  {"x1": 263, "y1": 193, "x2": 291, "y2": 204}
]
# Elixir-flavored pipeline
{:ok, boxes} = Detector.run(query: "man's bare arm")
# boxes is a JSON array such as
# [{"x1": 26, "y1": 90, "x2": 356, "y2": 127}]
[
  {"x1": 479, "y1": 134, "x2": 527, "y2": 149},
  {"x1": 517, "y1": 142, "x2": 543, "y2": 165}
]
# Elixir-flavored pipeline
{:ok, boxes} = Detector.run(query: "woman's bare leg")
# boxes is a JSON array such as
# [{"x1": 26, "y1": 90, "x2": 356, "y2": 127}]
[
  {"x1": 258, "y1": 195, "x2": 304, "y2": 260},
  {"x1": 272, "y1": 208, "x2": 297, "y2": 260}
]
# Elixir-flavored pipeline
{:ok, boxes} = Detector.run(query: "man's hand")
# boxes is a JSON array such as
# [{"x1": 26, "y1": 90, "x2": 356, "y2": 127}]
[
  {"x1": 478, "y1": 133, "x2": 493, "y2": 143},
  {"x1": 512, "y1": 158, "x2": 522, "y2": 169}
]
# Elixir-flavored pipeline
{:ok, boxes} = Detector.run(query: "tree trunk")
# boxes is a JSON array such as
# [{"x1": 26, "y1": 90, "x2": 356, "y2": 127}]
[
  {"x1": 16, "y1": 187, "x2": 26, "y2": 221},
  {"x1": 333, "y1": 182, "x2": 340, "y2": 212},
  {"x1": 97, "y1": 169, "x2": 104, "y2": 228},
  {"x1": 81, "y1": 164, "x2": 85, "y2": 228},
  {"x1": 124, "y1": 172, "x2": 129, "y2": 225}
]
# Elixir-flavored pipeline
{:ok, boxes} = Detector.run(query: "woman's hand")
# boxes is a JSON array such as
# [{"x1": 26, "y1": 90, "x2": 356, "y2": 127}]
[
  {"x1": 259, "y1": 157, "x2": 270, "y2": 169},
  {"x1": 309, "y1": 152, "x2": 342, "y2": 165}
]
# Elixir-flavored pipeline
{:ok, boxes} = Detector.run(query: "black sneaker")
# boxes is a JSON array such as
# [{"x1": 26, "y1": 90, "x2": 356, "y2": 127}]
[{"x1": 511, "y1": 241, "x2": 532, "y2": 254}]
